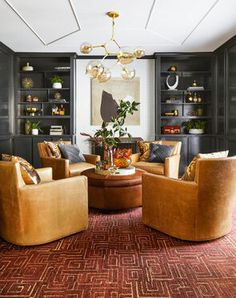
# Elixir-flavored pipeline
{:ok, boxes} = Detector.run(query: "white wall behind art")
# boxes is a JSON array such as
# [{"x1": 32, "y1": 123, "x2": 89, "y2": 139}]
[{"x1": 75, "y1": 58, "x2": 155, "y2": 153}]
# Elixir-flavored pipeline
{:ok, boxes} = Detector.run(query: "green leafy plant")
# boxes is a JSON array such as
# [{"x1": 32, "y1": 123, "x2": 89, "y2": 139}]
[
  {"x1": 182, "y1": 120, "x2": 206, "y2": 131},
  {"x1": 81, "y1": 99, "x2": 140, "y2": 150},
  {"x1": 31, "y1": 121, "x2": 43, "y2": 132},
  {"x1": 50, "y1": 75, "x2": 64, "y2": 84}
]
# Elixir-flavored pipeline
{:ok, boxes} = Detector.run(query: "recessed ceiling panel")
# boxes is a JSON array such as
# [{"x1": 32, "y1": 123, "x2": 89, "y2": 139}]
[
  {"x1": 147, "y1": 0, "x2": 218, "y2": 44},
  {"x1": 5, "y1": 0, "x2": 80, "y2": 45}
]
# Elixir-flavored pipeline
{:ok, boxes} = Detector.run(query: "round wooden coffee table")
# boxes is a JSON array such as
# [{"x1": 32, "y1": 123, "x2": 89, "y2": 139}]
[{"x1": 81, "y1": 168, "x2": 145, "y2": 210}]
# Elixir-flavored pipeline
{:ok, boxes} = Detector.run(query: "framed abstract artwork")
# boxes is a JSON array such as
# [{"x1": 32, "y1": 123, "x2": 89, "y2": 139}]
[{"x1": 91, "y1": 78, "x2": 140, "y2": 125}]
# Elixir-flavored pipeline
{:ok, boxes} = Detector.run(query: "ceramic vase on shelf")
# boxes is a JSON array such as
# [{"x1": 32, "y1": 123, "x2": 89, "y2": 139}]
[{"x1": 32, "y1": 128, "x2": 39, "y2": 135}]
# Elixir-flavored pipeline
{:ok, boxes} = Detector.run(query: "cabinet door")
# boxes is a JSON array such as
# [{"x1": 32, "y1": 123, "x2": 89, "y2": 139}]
[
  {"x1": 13, "y1": 137, "x2": 32, "y2": 163},
  {"x1": 0, "y1": 137, "x2": 12, "y2": 154},
  {"x1": 0, "y1": 45, "x2": 13, "y2": 135},
  {"x1": 227, "y1": 44, "x2": 236, "y2": 136},
  {"x1": 227, "y1": 138, "x2": 236, "y2": 156},
  {"x1": 216, "y1": 50, "x2": 226, "y2": 135},
  {"x1": 188, "y1": 136, "x2": 216, "y2": 161}
]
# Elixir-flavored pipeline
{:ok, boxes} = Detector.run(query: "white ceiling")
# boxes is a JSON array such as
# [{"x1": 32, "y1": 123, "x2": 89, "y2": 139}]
[{"x1": 0, "y1": 0, "x2": 236, "y2": 54}]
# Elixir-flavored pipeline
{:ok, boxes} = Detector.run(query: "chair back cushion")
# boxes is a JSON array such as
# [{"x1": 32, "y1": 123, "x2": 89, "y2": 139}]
[
  {"x1": 38, "y1": 140, "x2": 71, "y2": 158},
  {"x1": 181, "y1": 150, "x2": 229, "y2": 181}
]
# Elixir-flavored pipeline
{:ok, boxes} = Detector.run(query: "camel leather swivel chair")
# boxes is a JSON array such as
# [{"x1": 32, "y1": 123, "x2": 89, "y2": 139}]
[
  {"x1": 142, "y1": 157, "x2": 236, "y2": 241},
  {"x1": 38, "y1": 141, "x2": 100, "y2": 180},
  {"x1": 131, "y1": 140, "x2": 182, "y2": 178},
  {"x1": 0, "y1": 160, "x2": 88, "y2": 246}
]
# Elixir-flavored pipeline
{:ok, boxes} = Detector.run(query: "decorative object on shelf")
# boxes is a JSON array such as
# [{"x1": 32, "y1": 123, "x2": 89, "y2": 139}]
[
  {"x1": 166, "y1": 73, "x2": 179, "y2": 90},
  {"x1": 22, "y1": 77, "x2": 34, "y2": 89},
  {"x1": 49, "y1": 125, "x2": 63, "y2": 135},
  {"x1": 50, "y1": 75, "x2": 64, "y2": 89},
  {"x1": 22, "y1": 62, "x2": 34, "y2": 71},
  {"x1": 32, "y1": 96, "x2": 39, "y2": 102},
  {"x1": 168, "y1": 65, "x2": 177, "y2": 72},
  {"x1": 31, "y1": 121, "x2": 42, "y2": 135},
  {"x1": 193, "y1": 92, "x2": 198, "y2": 103},
  {"x1": 197, "y1": 95, "x2": 202, "y2": 103},
  {"x1": 162, "y1": 125, "x2": 181, "y2": 134},
  {"x1": 165, "y1": 97, "x2": 182, "y2": 104},
  {"x1": 80, "y1": 11, "x2": 145, "y2": 83},
  {"x1": 54, "y1": 92, "x2": 62, "y2": 100},
  {"x1": 26, "y1": 107, "x2": 39, "y2": 116},
  {"x1": 113, "y1": 148, "x2": 132, "y2": 168},
  {"x1": 81, "y1": 99, "x2": 139, "y2": 167},
  {"x1": 185, "y1": 92, "x2": 193, "y2": 102},
  {"x1": 183, "y1": 120, "x2": 206, "y2": 134},
  {"x1": 25, "y1": 94, "x2": 32, "y2": 102},
  {"x1": 196, "y1": 107, "x2": 203, "y2": 116},
  {"x1": 24, "y1": 120, "x2": 31, "y2": 135},
  {"x1": 52, "y1": 104, "x2": 65, "y2": 116},
  {"x1": 164, "y1": 110, "x2": 178, "y2": 116},
  {"x1": 54, "y1": 66, "x2": 70, "y2": 70},
  {"x1": 187, "y1": 81, "x2": 204, "y2": 91}
]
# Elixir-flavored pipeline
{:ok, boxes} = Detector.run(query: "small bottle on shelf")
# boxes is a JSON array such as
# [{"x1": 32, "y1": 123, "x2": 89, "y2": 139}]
[{"x1": 59, "y1": 105, "x2": 65, "y2": 116}]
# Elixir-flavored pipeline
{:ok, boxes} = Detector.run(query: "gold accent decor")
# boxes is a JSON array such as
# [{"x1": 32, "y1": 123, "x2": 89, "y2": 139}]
[{"x1": 80, "y1": 11, "x2": 145, "y2": 83}]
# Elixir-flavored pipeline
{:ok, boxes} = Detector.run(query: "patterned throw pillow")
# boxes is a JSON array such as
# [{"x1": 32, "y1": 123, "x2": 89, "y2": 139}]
[
  {"x1": 44, "y1": 141, "x2": 62, "y2": 158},
  {"x1": 1, "y1": 154, "x2": 41, "y2": 184},
  {"x1": 58, "y1": 144, "x2": 85, "y2": 164},
  {"x1": 181, "y1": 150, "x2": 229, "y2": 181},
  {"x1": 148, "y1": 143, "x2": 174, "y2": 163},
  {"x1": 137, "y1": 141, "x2": 161, "y2": 161}
]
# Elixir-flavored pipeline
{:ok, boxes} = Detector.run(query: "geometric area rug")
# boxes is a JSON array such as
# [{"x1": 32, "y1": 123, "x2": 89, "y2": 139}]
[{"x1": 0, "y1": 207, "x2": 236, "y2": 297}]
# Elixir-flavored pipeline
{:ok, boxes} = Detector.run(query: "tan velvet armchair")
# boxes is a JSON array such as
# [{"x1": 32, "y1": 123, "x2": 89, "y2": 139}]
[
  {"x1": 38, "y1": 141, "x2": 100, "y2": 180},
  {"x1": 0, "y1": 160, "x2": 88, "y2": 246},
  {"x1": 142, "y1": 157, "x2": 236, "y2": 241},
  {"x1": 131, "y1": 140, "x2": 182, "y2": 178}
]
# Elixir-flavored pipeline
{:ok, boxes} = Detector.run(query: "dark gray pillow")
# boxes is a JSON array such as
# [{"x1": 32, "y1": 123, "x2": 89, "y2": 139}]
[
  {"x1": 148, "y1": 143, "x2": 174, "y2": 163},
  {"x1": 58, "y1": 144, "x2": 85, "y2": 164}
]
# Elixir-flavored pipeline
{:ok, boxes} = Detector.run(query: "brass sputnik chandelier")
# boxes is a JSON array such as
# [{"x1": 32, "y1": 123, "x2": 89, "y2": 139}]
[{"x1": 80, "y1": 11, "x2": 145, "y2": 83}]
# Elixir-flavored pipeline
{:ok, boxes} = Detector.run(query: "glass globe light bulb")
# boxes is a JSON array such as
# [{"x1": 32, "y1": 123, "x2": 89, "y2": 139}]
[
  {"x1": 80, "y1": 42, "x2": 92, "y2": 54},
  {"x1": 97, "y1": 68, "x2": 111, "y2": 83},
  {"x1": 117, "y1": 47, "x2": 135, "y2": 65},
  {"x1": 134, "y1": 48, "x2": 145, "y2": 58},
  {"x1": 86, "y1": 61, "x2": 104, "y2": 79},
  {"x1": 121, "y1": 67, "x2": 136, "y2": 80}
]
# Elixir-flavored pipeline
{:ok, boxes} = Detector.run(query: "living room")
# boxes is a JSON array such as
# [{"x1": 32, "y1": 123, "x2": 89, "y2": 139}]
[{"x1": 0, "y1": 0, "x2": 236, "y2": 297}]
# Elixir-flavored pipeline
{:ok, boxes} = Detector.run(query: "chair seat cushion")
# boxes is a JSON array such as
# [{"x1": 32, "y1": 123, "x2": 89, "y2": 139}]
[
  {"x1": 133, "y1": 161, "x2": 164, "y2": 175},
  {"x1": 69, "y1": 162, "x2": 95, "y2": 176}
]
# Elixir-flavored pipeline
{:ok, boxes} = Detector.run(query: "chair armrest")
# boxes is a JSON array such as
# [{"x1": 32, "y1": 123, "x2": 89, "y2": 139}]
[
  {"x1": 36, "y1": 167, "x2": 53, "y2": 182},
  {"x1": 131, "y1": 153, "x2": 141, "y2": 164},
  {"x1": 142, "y1": 173, "x2": 198, "y2": 235},
  {"x1": 83, "y1": 154, "x2": 101, "y2": 165},
  {"x1": 40, "y1": 157, "x2": 69, "y2": 180},
  {"x1": 164, "y1": 154, "x2": 181, "y2": 178}
]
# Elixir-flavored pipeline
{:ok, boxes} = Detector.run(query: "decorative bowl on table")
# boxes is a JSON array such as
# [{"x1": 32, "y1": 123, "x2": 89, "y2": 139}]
[{"x1": 113, "y1": 148, "x2": 132, "y2": 168}]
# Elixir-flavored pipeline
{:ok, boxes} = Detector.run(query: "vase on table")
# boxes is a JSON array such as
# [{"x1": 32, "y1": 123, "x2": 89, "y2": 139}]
[{"x1": 103, "y1": 148, "x2": 114, "y2": 170}]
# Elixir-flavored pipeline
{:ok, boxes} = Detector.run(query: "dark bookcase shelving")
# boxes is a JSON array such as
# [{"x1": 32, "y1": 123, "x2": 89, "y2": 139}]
[
  {"x1": 13, "y1": 53, "x2": 76, "y2": 167},
  {"x1": 155, "y1": 53, "x2": 215, "y2": 173}
]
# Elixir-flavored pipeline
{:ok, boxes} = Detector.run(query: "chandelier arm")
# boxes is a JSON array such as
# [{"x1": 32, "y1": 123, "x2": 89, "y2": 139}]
[{"x1": 92, "y1": 44, "x2": 106, "y2": 49}]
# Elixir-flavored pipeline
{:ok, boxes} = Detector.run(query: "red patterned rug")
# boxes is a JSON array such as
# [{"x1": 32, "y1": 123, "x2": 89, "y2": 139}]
[{"x1": 0, "y1": 207, "x2": 236, "y2": 297}]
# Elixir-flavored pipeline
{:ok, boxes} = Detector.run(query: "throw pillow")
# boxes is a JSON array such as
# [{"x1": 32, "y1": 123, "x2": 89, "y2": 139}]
[
  {"x1": 59, "y1": 144, "x2": 85, "y2": 164},
  {"x1": 44, "y1": 141, "x2": 62, "y2": 158},
  {"x1": 181, "y1": 150, "x2": 229, "y2": 181},
  {"x1": 148, "y1": 143, "x2": 174, "y2": 163},
  {"x1": 1, "y1": 154, "x2": 41, "y2": 184},
  {"x1": 138, "y1": 140, "x2": 161, "y2": 161}
]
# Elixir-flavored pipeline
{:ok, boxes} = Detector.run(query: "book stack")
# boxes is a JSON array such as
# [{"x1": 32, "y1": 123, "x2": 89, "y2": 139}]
[{"x1": 50, "y1": 125, "x2": 63, "y2": 135}]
